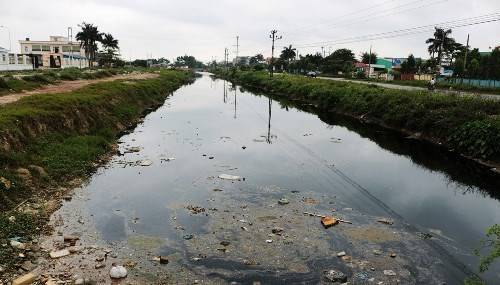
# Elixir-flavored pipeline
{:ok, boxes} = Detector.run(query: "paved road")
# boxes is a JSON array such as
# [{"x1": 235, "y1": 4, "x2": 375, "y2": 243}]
[{"x1": 318, "y1": 77, "x2": 500, "y2": 100}]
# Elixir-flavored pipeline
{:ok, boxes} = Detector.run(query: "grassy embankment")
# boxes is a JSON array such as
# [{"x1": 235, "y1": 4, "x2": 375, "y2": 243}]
[
  {"x1": 217, "y1": 70, "x2": 500, "y2": 166},
  {"x1": 0, "y1": 70, "x2": 193, "y2": 272},
  {"x1": 0, "y1": 68, "x2": 129, "y2": 95}
]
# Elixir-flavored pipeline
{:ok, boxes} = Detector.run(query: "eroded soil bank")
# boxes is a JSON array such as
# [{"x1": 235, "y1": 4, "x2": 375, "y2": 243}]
[{"x1": 8, "y1": 74, "x2": 499, "y2": 284}]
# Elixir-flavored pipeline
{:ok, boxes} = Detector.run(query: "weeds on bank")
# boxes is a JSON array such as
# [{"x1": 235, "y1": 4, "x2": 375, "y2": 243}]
[{"x1": 0, "y1": 68, "x2": 125, "y2": 95}]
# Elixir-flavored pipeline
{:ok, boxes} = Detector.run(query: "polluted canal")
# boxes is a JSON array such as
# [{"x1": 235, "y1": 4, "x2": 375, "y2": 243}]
[{"x1": 41, "y1": 73, "x2": 500, "y2": 284}]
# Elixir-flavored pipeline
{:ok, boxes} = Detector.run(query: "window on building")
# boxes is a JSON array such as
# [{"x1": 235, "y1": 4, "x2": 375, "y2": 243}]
[
  {"x1": 32, "y1": 45, "x2": 41, "y2": 51},
  {"x1": 72, "y1": 45, "x2": 80, "y2": 52},
  {"x1": 9, "y1": 54, "x2": 15, "y2": 64},
  {"x1": 17, "y1": 54, "x2": 24, "y2": 64},
  {"x1": 24, "y1": 46, "x2": 28, "y2": 53},
  {"x1": 42, "y1": 45, "x2": 50, "y2": 51},
  {"x1": 2, "y1": 54, "x2": 5, "y2": 62},
  {"x1": 62, "y1": 46, "x2": 71, "y2": 52}
]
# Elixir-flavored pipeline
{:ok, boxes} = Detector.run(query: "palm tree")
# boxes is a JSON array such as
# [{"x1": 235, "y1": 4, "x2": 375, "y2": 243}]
[
  {"x1": 281, "y1": 45, "x2": 297, "y2": 61},
  {"x1": 426, "y1": 27, "x2": 455, "y2": 66},
  {"x1": 100, "y1": 33, "x2": 119, "y2": 50},
  {"x1": 76, "y1": 22, "x2": 101, "y2": 68},
  {"x1": 99, "y1": 33, "x2": 119, "y2": 68},
  {"x1": 280, "y1": 45, "x2": 297, "y2": 72}
]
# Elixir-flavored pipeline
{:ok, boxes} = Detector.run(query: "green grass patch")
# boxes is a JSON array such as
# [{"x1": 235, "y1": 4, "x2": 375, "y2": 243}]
[
  {"x1": 0, "y1": 68, "x2": 130, "y2": 95},
  {"x1": 28, "y1": 134, "x2": 112, "y2": 178}
]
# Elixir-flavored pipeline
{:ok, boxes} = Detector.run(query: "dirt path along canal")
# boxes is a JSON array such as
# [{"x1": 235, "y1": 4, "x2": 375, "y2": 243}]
[{"x1": 37, "y1": 73, "x2": 500, "y2": 284}]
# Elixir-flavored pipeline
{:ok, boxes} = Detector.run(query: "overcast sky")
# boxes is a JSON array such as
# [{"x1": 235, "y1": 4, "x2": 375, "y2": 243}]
[{"x1": 0, "y1": 0, "x2": 499, "y2": 62}]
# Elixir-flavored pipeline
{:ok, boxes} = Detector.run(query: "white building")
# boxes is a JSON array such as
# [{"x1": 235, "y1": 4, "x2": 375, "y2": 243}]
[
  {"x1": 19, "y1": 36, "x2": 88, "y2": 69},
  {"x1": 233, "y1": 56, "x2": 251, "y2": 66},
  {"x1": 0, "y1": 46, "x2": 33, "y2": 71}
]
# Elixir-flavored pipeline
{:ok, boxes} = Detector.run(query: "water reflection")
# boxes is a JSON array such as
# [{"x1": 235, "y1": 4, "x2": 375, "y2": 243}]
[
  {"x1": 234, "y1": 86, "x2": 237, "y2": 119},
  {"x1": 267, "y1": 98, "x2": 272, "y2": 144},
  {"x1": 223, "y1": 81, "x2": 227, "y2": 103}
]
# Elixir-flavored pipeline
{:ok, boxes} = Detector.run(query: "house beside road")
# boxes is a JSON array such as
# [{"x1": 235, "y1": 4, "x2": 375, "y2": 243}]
[{"x1": 19, "y1": 36, "x2": 88, "y2": 69}]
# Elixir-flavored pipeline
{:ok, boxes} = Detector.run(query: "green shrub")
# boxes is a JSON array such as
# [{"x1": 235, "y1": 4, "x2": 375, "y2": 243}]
[
  {"x1": 23, "y1": 74, "x2": 52, "y2": 83},
  {"x1": 0, "y1": 77, "x2": 8, "y2": 89},
  {"x1": 59, "y1": 68, "x2": 83, "y2": 81},
  {"x1": 448, "y1": 119, "x2": 500, "y2": 159}
]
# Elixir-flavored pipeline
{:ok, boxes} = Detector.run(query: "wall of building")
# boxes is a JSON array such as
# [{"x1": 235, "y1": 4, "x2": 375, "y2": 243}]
[
  {"x1": 0, "y1": 52, "x2": 33, "y2": 71},
  {"x1": 20, "y1": 38, "x2": 85, "y2": 57}
]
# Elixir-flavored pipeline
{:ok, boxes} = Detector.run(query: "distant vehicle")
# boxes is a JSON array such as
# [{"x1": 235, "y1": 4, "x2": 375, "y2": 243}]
[{"x1": 306, "y1": 71, "x2": 317, "y2": 78}]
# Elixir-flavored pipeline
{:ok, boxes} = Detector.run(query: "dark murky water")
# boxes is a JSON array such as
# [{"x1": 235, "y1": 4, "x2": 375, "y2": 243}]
[{"x1": 81, "y1": 73, "x2": 499, "y2": 283}]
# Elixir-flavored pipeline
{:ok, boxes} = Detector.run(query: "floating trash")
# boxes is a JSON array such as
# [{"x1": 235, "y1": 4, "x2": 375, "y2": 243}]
[{"x1": 218, "y1": 174, "x2": 242, "y2": 181}]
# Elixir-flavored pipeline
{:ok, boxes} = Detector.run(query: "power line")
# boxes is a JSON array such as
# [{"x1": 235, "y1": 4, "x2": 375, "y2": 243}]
[
  {"x1": 291, "y1": 12, "x2": 500, "y2": 49},
  {"x1": 286, "y1": 0, "x2": 399, "y2": 36},
  {"x1": 292, "y1": 12, "x2": 500, "y2": 47},
  {"x1": 238, "y1": 0, "x2": 450, "y2": 57},
  {"x1": 286, "y1": 0, "x2": 446, "y2": 38},
  {"x1": 310, "y1": 0, "x2": 448, "y2": 34}
]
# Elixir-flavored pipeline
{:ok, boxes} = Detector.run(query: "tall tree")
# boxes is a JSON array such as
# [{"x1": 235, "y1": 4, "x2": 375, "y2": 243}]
[
  {"x1": 280, "y1": 45, "x2": 297, "y2": 72},
  {"x1": 295, "y1": 53, "x2": 323, "y2": 72},
  {"x1": 401, "y1": 54, "x2": 417, "y2": 73},
  {"x1": 249, "y1": 53, "x2": 264, "y2": 65},
  {"x1": 322, "y1": 48, "x2": 355, "y2": 74},
  {"x1": 98, "y1": 33, "x2": 120, "y2": 68},
  {"x1": 425, "y1": 27, "x2": 456, "y2": 67},
  {"x1": 280, "y1": 45, "x2": 297, "y2": 61},
  {"x1": 175, "y1": 55, "x2": 204, "y2": 68},
  {"x1": 76, "y1": 22, "x2": 101, "y2": 68},
  {"x1": 100, "y1": 33, "x2": 119, "y2": 50},
  {"x1": 361, "y1": 52, "x2": 377, "y2": 64}
]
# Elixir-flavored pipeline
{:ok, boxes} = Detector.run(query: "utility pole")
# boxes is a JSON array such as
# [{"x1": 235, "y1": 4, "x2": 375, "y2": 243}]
[
  {"x1": 68, "y1": 27, "x2": 73, "y2": 67},
  {"x1": 233, "y1": 36, "x2": 239, "y2": 67},
  {"x1": 224, "y1": 48, "x2": 228, "y2": 71},
  {"x1": 463, "y1": 33, "x2": 469, "y2": 77},
  {"x1": 269, "y1": 29, "x2": 282, "y2": 77},
  {"x1": 368, "y1": 45, "x2": 372, "y2": 79}
]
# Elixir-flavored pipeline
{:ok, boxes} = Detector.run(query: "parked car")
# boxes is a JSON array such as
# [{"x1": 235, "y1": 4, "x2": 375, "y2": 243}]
[{"x1": 306, "y1": 71, "x2": 317, "y2": 78}]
